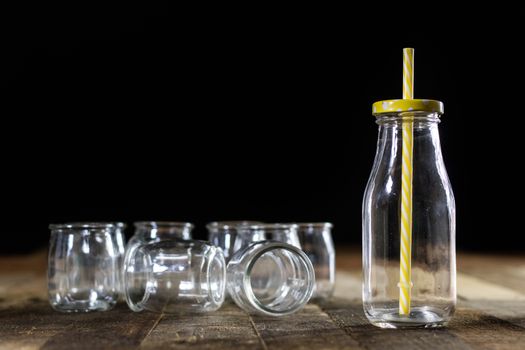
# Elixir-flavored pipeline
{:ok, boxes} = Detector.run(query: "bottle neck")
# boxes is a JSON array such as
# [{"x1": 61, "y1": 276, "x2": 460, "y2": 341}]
[{"x1": 372, "y1": 112, "x2": 446, "y2": 176}]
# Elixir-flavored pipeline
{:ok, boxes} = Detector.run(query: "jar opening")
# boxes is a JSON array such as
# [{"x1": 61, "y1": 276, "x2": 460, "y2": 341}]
[
  {"x1": 295, "y1": 222, "x2": 333, "y2": 230},
  {"x1": 206, "y1": 221, "x2": 262, "y2": 231},
  {"x1": 244, "y1": 242, "x2": 314, "y2": 316},
  {"x1": 49, "y1": 222, "x2": 115, "y2": 230},
  {"x1": 134, "y1": 221, "x2": 194, "y2": 230}
]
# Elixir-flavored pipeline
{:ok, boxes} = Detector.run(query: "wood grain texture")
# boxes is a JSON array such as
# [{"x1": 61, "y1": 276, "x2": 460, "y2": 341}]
[
  {"x1": 320, "y1": 298, "x2": 471, "y2": 350},
  {"x1": 1, "y1": 249, "x2": 525, "y2": 350},
  {"x1": 448, "y1": 307, "x2": 525, "y2": 350},
  {"x1": 140, "y1": 302, "x2": 263, "y2": 350},
  {"x1": 250, "y1": 303, "x2": 362, "y2": 350}
]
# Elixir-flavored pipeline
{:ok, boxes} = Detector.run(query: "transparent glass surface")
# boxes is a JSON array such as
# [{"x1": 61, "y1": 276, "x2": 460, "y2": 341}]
[
  {"x1": 363, "y1": 112, "x2": 456, "y2": 328},
  {"x1": 227, "y1": 241, "x2": 315, "y2": 316},
  {"x1": 123, "y1": 240, "x2": 225, "y2": 314},
  {"x1": 261, "y1": 224, "x2": 301, "y2": 248},
  {"x1": 114, "y1": 222, "x2": 127, "y2": 296},
  {"x1": 206, "y1": 221, "x2": 264, "y2": 262},
  {"x1": 297, "y1": 223, "x2": 335, "y2": 300},
  {"x1": 48, "y1": 223, "x2": 120, "y2": 312},
  {"x1": 124, "y1": 221, "x2": 193, "y2": 281}
]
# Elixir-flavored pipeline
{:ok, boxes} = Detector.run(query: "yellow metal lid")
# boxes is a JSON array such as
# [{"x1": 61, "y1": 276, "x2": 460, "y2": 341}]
[{"x1": 372, "y1": 99, "x2": 444, "y2": 115}]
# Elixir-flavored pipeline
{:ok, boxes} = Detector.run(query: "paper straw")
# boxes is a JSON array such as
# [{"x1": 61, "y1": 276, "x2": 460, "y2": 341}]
[{"x1": 399, "y1": 48, "x2": 414, "y2": 316}]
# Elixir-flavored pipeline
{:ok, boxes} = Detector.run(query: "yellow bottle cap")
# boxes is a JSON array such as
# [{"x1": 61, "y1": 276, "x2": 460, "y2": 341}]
[{"x1": 372, "y1": 99, "x2": 444, "y2": 115}]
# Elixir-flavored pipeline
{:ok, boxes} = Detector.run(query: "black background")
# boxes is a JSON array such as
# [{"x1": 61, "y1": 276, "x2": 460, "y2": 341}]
[{"x1": 2, "y1": 5, "x2": 523, "y2": 253}]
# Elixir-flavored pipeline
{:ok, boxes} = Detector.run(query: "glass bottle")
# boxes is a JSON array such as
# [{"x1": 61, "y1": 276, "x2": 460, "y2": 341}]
[{"x1": 363, "y1": 100, "x2": 456, "y2": 328}]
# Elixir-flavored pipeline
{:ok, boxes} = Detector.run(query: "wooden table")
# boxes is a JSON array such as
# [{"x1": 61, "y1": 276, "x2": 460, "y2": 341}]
[{"x1": 1, "y1": 248, "x2": 525, "y2": 349}]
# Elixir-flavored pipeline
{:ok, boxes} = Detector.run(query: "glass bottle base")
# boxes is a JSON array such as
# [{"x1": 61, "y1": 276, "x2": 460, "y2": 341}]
[{"x1": 366, "y1": 306, "x2": 450, "y2": 329}]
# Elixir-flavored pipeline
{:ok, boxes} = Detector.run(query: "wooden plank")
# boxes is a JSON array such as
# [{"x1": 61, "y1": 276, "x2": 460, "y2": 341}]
[
  {"x1": 319, "y1": 298, "x2": 472, "y2": 350},
  {"x1": 0, "y1": 250, "x2": 47, "y2": 274},
  {"x1": 460, "y1": 300, "x2": 525, "y2": 330},
  {"x1": 333, "y1": 271, "x2": 361, "y2": 301},
  {"x1": 0, "y1": 299, "x2": 65, "y2": 350},
  {"x1": 457, "y1": 272, "x2": 525, "y2": 302},
  {"x1": 458, "y1": 254, "x2": 525, "y2": 295},
  {"x1": 39, "y1": 304, "x2": 161, "y2": 350},
  {"x1": 139, "y1": 302, "x2": 263, "y2": 350},
  {"x1": 448, "y1": 305, "x2": 525, "y2": 349},
  {"x1": 250, "y1": 303, "x2": 362, "y2": 350},
  {"x1": 2, "y1": 250, "x2": 525, "y2": 350}
]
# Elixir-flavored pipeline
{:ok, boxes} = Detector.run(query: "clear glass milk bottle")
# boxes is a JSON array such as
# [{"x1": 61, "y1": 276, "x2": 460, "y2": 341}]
[{"x1": 362, "y1": 99, "x2": 456, "y2": 328}]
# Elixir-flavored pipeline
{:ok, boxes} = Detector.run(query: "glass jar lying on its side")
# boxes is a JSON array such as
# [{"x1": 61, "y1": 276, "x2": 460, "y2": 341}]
[
  {"x1": 224, "y1": 224, "x2": 315, "y2": 316},
  {"x1": 123, "y1": 239, "x2": 226, "y2": 314}
]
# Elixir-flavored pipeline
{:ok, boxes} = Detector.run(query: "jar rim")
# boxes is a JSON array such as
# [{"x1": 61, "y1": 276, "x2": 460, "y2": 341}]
[
  {"x1": 206, "y1": 221, "x2": 263, "y2": 230},
  {"x1": 295, "y1": 222, "x2": 333, "y2": 229},
  {"x1": 243, "y1": 241, "x2": 314, "y2": 316},
  {"x1": 247, "y1": 223, "x2": 298, "y2": 230},
  {"x1": 49, "y1": 222, "x2": 116, "y2": 230},
  {"x1": 133, "y1": 221, "x2": 194, "y2": 229}
]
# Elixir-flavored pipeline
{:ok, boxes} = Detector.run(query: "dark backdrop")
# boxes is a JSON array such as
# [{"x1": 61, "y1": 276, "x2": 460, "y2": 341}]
[{"x1": 2, "y1": 5, "x2": 523, "y2": 253}]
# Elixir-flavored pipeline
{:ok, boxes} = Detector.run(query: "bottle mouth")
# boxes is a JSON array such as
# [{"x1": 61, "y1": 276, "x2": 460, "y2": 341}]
[{"x1": 375, "y1": 112, "x2": 441, "y2": 125}]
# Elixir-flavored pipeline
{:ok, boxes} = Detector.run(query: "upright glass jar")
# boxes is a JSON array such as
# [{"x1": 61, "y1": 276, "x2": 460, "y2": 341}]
[
  {"x1": 129, "y1": 221, "x2": 193, "y2": 247},
  {"x1": 48, "y1": 223, "x2": 120, "y2": 312},
  {"x1": 206, "y1": 221, "x2": 264, "y2": 261},
  {"x1": 363, "y1": 100, "x2": 456, "y2": 328},
  {"x1": 297, "y1": 223, "x2": 335, "y2": 300},
  {"x1": 125, "y1": 221, "x2": 193, "y2": 259}
]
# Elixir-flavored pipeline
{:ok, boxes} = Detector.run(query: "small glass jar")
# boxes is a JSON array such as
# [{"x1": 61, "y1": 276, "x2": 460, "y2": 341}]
[
  {"x1": 48, "y1": 223, "x2": 120, "y2": 312},
  {"x1": 262, "y1": 223, "x2": 301, "y2": 248},
  {"x1": 363, "y1": 102, "x2": 456, "y2": 328},
  {"x1": 206, "y1": 221, "x2": 264, "y2": 261},
  {"x1": 123, "y1": 240, "x2": 225, "y2": 313},
  {"x1": 129, "y1": 221, "x2": 193, "y2": 247},
  {"x1": 297, "y1": 223, "x2": 335, "y2": 300},
  {"x1": 125, "y1": 221, "x2": 193, "y2": 267},
  {"x1": 227, "y1": 240, "x2": 315, "y2": 316}
]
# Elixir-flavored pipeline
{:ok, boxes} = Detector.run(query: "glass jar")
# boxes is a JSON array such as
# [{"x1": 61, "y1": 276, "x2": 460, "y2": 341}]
[
  {"x1": 206, "y1": 221, "x2": 264, "y2": 261},
  {"x1": 263, "y1": 224, "x2": 301, "y2": 248},
  {"x1": 363, "y1": 101, "x2": 456, "y2": 328},
  {"x1": 125, "y1": 221, "x2": 193, "y2": 265},
  {"x1": 48, "y1": 223, "x2": 121, "y2": 312},
  {"x1": 297, "y1": 223, "x2": 335, "y2": 300},
  {"x1": 129, "y1": 221, "x2": 193, "y2": 247},
  {"x1": 227, "y1": 240, "x2": 315, "y2": 316},
  {"x1": 123, "y1": 240, "x2": 225, "y2": 313}
]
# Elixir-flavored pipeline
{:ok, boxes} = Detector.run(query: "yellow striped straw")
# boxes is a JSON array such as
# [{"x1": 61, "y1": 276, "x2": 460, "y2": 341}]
[{"x1": 399, "y1": 48, "x2": 414, "y2": 316}]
